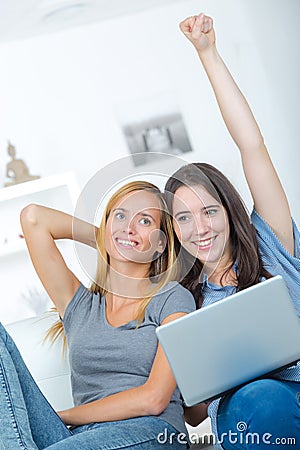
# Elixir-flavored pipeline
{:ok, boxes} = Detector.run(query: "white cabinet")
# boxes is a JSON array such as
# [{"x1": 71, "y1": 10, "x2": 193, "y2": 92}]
[{"x1": 0, "y1": 172, "x2": 81, "y2": 324}]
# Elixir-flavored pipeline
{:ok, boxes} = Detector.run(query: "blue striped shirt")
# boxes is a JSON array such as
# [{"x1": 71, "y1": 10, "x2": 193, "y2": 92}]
[{"x1": 202, "y1": 210, "x2": 300, "y2": 449}]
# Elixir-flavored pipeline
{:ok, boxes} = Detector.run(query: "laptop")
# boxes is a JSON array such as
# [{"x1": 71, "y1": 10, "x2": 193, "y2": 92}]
[{"x1": 156, "y1": 275, "x2": 300, "y2": 406}]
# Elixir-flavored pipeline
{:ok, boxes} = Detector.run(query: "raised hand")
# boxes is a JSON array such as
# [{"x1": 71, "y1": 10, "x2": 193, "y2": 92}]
[
  {"x1": 179, "y1": 13, "x2": 215, "y2": 54},
  {"x1": 179, "y1": 11, "x2": 293, "y2": 255}
]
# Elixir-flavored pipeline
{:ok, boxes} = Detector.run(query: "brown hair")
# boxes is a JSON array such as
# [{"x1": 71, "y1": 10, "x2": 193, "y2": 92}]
[
  {"x1": 164, "y1": 162, "x2": 271, "y2": 308},
  {"x1": 46, "y1": 180, "x2": 177, "y2": 346}
]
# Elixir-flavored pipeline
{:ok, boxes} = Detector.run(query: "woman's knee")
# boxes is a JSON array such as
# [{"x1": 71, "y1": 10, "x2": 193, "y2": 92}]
[
  {"x1": 224, "y1": 379, "x2": 290, "y2": 411},
  {"x1": 218, "y1": 379, "x2": 299, "y2": 429},
  {"x1": 216, "y1": 380, "x2": 300, "y2": 449}
]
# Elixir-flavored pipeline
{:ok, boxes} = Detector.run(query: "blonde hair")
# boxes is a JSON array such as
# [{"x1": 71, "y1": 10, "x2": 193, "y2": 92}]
[{"x1": 46, "y1": 180, "x2": 177, "y2": 346}]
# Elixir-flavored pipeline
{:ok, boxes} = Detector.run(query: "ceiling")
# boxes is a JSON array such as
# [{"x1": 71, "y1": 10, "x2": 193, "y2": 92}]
[{"x1": 0, "y1": 0, "x2": 183, "y2": 43}]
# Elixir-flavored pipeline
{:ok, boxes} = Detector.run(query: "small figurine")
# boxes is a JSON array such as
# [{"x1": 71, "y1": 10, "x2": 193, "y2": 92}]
[{"x1": 5, "y1": 141, "x2": 40, "y2": 187}]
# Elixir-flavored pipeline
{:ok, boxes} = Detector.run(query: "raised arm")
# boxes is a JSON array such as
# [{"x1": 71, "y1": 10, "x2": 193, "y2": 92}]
[
  {"x1": 20, "y1": 204, "x2": 97, "y2": 317},
  {"x1": 57, "y1": 312, "x2": 186, "y2": 426},
  {"x1": 180, "y1": 13, "x2": 293, "y2": 254}
]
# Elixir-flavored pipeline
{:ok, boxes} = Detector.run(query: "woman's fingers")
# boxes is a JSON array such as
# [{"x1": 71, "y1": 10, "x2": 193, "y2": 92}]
[
  {"x1": 179, "y1": 15, "x2": 197, "y2": 35},
  {"x1": 203, "y1": 16, "x2": 213, "y2": 33},
  {"x1": 180, "y1": 13, "x2": 213, "y2": 40}
]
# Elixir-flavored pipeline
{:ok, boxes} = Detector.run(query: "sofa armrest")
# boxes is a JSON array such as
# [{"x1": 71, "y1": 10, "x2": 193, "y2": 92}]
[{"x1": 6, "y1": 313, "x2": 73, "y2": 411}]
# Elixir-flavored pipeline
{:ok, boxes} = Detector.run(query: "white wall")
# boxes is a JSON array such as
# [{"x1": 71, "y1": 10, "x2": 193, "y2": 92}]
[{"x1": 0, "y1": 0, "x2": 299, "y2": 213}]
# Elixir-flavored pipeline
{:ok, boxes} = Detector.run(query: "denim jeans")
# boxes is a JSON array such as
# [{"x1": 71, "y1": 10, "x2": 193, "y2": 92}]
[
  {"x1": 0, "y1": 323, "x2": 188, "y2": 449},
  {"x1": 217, "y1": 378, "x2": 300, "y2": 449}
]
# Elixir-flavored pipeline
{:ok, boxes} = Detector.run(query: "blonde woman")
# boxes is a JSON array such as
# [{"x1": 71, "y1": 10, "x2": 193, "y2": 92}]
[{"x1": 0, "y1": 181, "x2": 195, "y2": 449}]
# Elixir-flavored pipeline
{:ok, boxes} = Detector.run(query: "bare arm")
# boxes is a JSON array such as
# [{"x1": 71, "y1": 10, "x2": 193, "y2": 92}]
[
  {"x1": 20, "y1": 204, "x2": 98, "y2": 317},
  {"x1": 180, "y1": 13, "x2": 293, "y2": 254},
  {"x1": 58, "y1": 312, "x2": 186, "y2": 426}
]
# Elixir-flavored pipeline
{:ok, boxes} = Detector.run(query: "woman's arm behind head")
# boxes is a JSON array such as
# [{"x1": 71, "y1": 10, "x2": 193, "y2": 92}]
[{"x1": 20, "y1": 204, "x2": 80, "y2": 318}]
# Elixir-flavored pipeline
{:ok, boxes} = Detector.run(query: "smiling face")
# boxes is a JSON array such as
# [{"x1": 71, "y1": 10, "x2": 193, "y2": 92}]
[
  {"x1": 172, "y1": 185, "x2": 231, "y2": 270},
  {"x1": 105, "y1": 190, "x2": 164, "y2": 267}
]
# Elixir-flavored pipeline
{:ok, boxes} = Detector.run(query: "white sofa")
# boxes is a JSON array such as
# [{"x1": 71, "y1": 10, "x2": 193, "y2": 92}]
[
  {"x1": 6, "y1": 313, "x2": 73, "y2": 412},
  {"x1": 6, "y1": 314, "x2": 213, "y2": 449}
]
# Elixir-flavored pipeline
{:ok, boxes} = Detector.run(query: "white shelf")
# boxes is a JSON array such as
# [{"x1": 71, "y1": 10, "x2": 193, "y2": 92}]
[
  {"x1": 0, "y1": 172, "x2": 79, "y2": 204},
  {"x1": 0, "y1": 172, "x2": 80, "y2": 259}
]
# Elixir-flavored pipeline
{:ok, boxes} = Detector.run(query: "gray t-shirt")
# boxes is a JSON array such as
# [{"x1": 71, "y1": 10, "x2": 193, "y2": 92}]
[{"x1": 62, "y1": 281, "x2": 195, "y2": 434}]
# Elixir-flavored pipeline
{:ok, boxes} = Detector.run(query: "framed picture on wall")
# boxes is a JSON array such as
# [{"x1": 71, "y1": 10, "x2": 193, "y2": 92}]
[{"x1": 116, "y1": 91, "x2": 193, "y2": 167}]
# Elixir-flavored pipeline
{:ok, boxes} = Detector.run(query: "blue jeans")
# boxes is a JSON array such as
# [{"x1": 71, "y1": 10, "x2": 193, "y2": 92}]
[
  {"x1": 217, "y1": 378, "x2": 300, "y2": 449},
  {"x1": 0, "y1": 323, "x2": 188, "y2": 449}
]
